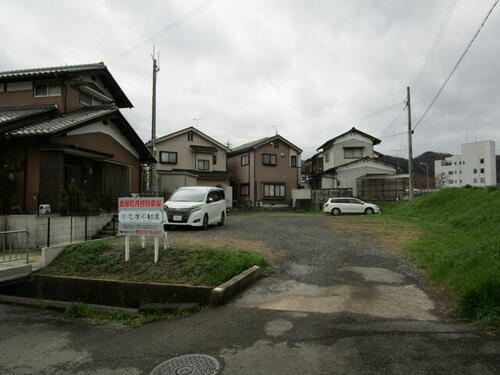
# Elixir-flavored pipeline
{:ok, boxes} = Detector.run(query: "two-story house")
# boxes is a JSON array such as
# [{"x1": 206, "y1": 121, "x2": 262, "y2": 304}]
[
  {"x1": 227, "y1": 135, "x2": 302, "y2": 205},
  {"x1": 0, "y1": 63, "x2": 154, "y2": 213},
  {"x1": 153, "y1": 126, "x2": 230, "y2": 194},
  {"x1": 316, "y1": 127, "x2": 396, "y2": 195}
]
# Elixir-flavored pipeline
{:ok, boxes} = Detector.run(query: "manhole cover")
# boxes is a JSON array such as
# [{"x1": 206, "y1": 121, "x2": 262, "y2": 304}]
[{"x1": 150, "y1": 354, "x2": 220, "y2": 375}]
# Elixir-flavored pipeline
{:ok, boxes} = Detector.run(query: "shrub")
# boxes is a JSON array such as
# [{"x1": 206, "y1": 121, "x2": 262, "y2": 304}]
[{"x1": 65, "y1": 302, "x2": 89, "y2": 318}]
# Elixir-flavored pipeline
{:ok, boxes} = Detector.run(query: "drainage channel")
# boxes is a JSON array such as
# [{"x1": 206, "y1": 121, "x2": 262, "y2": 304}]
[{"x1": 150, "y1": 354, "x2": 220, "y2": 375}]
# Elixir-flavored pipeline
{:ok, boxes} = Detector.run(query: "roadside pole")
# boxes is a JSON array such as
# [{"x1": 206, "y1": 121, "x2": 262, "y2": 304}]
[
  {"x1": 125, "y1": 235, "x2": 130, "y2": 262},
  {"x1": 154, "y1": 237, "x2": 159, "y2": 263},
  {"x1": 407, "y1": 86, "x2": 414, "y2": 201}
]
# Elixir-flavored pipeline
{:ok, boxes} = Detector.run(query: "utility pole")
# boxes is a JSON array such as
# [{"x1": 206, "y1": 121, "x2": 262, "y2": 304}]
[
  {"x1": 150, "y1": 47, "x2": 160, "y2": 193},
  {"x1": 407, "y1": 86, "x2": 414, "y2": 200}
]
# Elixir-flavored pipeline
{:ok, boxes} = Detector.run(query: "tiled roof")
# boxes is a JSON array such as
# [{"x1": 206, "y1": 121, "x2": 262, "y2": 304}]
[
  {"x1": 7, "y1": 107, "x2": 116, "y2": 136},
  {"x1": 0, "y1": 105, "x2": 57, "y2": 125},
  {"x1": 0, "y1": 63, "x2": 105, "y2": 80},
  {"x1": 230, "y1": 137, "x2": 270, "y2": 153},
  {"x1": 229, "y1": 135, "x2": 302, "y2": 155}
]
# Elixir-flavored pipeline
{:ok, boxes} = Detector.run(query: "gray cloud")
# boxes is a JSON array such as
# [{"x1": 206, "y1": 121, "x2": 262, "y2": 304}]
[{"x1": 1, "y1": 0, "x2": 499, "y2": 158}]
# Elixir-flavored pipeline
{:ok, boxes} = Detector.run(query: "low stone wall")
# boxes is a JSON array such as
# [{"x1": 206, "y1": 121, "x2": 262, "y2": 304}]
[{"x1": 1, "y1": 214, "x2": 112, "y2": 249}]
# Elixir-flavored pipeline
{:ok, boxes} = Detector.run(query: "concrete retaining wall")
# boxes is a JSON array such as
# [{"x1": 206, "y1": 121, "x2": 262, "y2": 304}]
[
  {"x1": 1, "y1": 214, "x2": 112, "y2": 249},
  {"x1": 0, "y1": 274, "x2": 213, "y2": 308}
]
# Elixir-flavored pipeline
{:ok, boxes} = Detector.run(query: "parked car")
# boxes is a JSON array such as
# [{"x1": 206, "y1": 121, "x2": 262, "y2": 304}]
[
  {"x1": 164, "y1": 186, "x2": 226, "y2": 229},
  {"x1": 323, "y1": 197, "x2": 380, "y2": 215}
]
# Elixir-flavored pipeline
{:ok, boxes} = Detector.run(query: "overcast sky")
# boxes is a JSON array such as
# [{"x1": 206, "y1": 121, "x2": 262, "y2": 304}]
[{"x1": 1, "y1": 0, "x2": 499, "y2": 159}]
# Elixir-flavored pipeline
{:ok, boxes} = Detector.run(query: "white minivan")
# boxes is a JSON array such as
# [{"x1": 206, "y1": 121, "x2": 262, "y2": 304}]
[{"x1": 164, "y1": 186, "x2": 226, "y2": 229}]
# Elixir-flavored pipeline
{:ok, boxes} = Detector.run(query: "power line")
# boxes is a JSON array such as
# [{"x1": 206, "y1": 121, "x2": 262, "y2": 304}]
[
  {"x1": 414, "y1": 0, "x2": 499, "y2": 131},
  {"x1": 411, "y1": 0, "x2": 458, "y2": 89},
  {"x1": 24, "y1": 0, "x2": 67, "y2": 64},
  {"x1": 378, "y1": 104, "x2": 406, "y2": 138},
  {"x1": 109, "y1": 0, "x2": 218, "y2": 63}
]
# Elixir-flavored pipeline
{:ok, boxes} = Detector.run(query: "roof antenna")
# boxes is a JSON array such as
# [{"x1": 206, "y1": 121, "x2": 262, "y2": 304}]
[
  {"x1": 193, "y1": 117, "x2": 201, "y2": 128},
  {"x1": 272, "y1": 125, "x2": 278, "y2": 136}
]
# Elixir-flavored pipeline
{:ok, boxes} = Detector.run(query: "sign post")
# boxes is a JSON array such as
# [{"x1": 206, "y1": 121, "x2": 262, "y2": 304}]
[{"x1": 118, "y1": 197, "x2": 166, "y2": 263}]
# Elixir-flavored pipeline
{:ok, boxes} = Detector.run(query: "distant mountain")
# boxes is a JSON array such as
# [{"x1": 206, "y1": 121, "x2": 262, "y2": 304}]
[{"x1": 380, "y1": 151, "x2": 452, "y2": 176}]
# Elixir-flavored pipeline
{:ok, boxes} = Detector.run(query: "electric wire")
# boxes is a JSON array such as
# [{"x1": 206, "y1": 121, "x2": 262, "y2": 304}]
[
  {"x1": 24, "y1": 0, "x2": 67, "y2": 64},
  {"x1": 109, "y1": 0, "x2": 218, "y2": 63},
  {"x1": 413, "y1": 0, "x2": 499, "y2": 131},
  {"x1": 411, "y1": 0, "x2": 458, "y2": 89}
]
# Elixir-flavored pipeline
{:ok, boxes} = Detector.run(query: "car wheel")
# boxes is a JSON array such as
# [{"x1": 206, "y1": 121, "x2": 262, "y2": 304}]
[
  {"x1": 331, "y1": 208, "x2": 341, "y2": 216},
  {"x1": 202, "y1": 214, "x2": 209, "y2": 230},
  {"x1": 218, "y1": 211, "x2": 225, "y2": 226},
  {"x1": 365, "y1": 208, "x2": 374, "y2": 215}
]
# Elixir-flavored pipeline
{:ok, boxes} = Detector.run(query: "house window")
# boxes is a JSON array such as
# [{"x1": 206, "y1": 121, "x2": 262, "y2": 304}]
[
  {"x1": 480, "y1": 177, "x2": 485, "y2": 183},
  {"x1": 262, "y1": 153, "x2": 277, "y2": 166},
  {"x1": 344, "y1": 147, "x2": 363, "y2": 159},
  {"x1": 241, "y1": 154, "x2": 249, "y2": 166},
  {"x1": 212, "y1": 154, "x2": 217, "y2": 165},
  {"x1": 291, "y1": 155, "x2": 297, "y2": 167},
  {"x1": 480, "y1": 158, "x2": 484, "y2": 164},
  {"x1": 240, "y1": 184, "x2": 249, "y2": 196},
  {"x1": 34, "y1": 82, "x2": 61, "y2": 97},
  {"x1": 480, "y1": 168, "x2": 484, "y2": 173},
  {"x1": 187, "y1": 132, "x2": 194, "y2": 141},
  {"x1": 197, "y1": 159, "x2": 209, "y2": 170},
  {"x1": 79, "y1": 92, "x2": 103, "y2": 106},
  {"x1": 474, "y1": 178, "x2": 477, "y2": 183},
  {"x1": 325, "y1": 151, "x2": 330, "y2": 163},
  {"x1": 159, "y1": 151, "x2": 177, "y2": 164},
  {"x1": 264, "y1": 183, "x2": 285, "y2": 198},
  {"x1": 448, "y1": 171, "x2": 453, "y2": 175},
  {"x1": 473, "y1": 169, "x2": 477, "y2": 174}
]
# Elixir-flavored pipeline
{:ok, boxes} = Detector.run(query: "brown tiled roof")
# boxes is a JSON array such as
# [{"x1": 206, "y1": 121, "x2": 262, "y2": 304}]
[
  {"x1": 0, "y1": 63, "x2": 105, "y2": 79},
  {"x1": 0, "y1": 105, "x2": 57, "y2": 126},
  {"x1": 7, "y1": 107, "x2": 116, "y2": 137}
]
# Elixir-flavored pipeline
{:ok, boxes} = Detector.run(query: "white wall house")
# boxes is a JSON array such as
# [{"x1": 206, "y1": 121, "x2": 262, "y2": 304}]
[
  {"x1": 317, "y1": 127, "x2": 396, "y2": 196},
  {"x1": 434, "y1": 140, "x2": 497, "y2": 188}
]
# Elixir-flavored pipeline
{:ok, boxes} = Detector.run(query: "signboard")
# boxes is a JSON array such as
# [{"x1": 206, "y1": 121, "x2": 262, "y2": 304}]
[{"x1": 118, "y1": 197, "x2": 164, "y2": 237}]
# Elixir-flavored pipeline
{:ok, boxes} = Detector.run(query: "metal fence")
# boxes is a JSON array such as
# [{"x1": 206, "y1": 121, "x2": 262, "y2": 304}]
[{"x1": 1, "y1": 230, "x2": 29, "y2": 264}]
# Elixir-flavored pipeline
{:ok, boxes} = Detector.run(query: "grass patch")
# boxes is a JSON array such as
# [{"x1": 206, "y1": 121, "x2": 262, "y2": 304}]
[
  {"x1": 39, "y1": 238, "x2": 269, "y2": 286},
  {"x1": 374, "y1": 188, "x2": 500, "y2": 331},
  {"x1": 64, "y1": 301, "x2": 204, "y2": 327}
]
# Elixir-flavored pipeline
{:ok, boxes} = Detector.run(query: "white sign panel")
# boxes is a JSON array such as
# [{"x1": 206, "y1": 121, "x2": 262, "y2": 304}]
[{"x1": 118, "y1": 197, "x2": 164, "y2": 237}]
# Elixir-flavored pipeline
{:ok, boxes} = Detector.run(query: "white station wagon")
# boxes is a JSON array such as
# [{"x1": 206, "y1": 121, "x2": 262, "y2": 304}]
[
  {"x1": 165, "y1": 186, "x2": 226, "y2": 229},
  {"x1": 323, "y1": 197, "x2": 381, "y2": 216}
]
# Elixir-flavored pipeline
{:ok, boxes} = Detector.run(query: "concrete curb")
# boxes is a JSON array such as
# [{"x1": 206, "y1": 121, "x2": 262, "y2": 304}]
[
  {"x1": 210, "y1": 265, "x2": 262, "y2": 306},
  {"x1": 0, "y1": 294, "x2": 139, "y2": 315},
  {"x1": 0, "y1": 264, "x2": 32, "y2": 283}
]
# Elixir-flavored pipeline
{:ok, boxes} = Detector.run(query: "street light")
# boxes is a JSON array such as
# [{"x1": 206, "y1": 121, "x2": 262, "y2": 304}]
[{"x1": 419, "y1": 162, "x2": 429, "y2": 190}]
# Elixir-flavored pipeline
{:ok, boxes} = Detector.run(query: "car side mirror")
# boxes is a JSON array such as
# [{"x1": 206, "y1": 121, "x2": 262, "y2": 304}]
[{"x1": 207, "y1": 197, "x2": 214, "y2": 204}]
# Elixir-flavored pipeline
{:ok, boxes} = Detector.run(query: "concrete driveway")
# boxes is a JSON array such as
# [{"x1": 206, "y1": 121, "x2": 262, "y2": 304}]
[{"x1": 0, "y1": 214, "x2": 499, "y2": 374}]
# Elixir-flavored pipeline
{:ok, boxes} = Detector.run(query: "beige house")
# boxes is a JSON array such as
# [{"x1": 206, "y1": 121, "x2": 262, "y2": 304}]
[
  {"x1": 227, "y1": 135, "x2": 302, "y2": 205},
  {"x1": 316, "y1": 127, "x2": 396, "y2": 195},
  {"x1": 153, "y1": 126, "x2": 230, "y2": 194}
]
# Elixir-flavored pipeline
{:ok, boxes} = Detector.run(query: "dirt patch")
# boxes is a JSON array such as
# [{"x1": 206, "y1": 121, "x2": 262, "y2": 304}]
[{"x1": 329, "y1": 216, "x2": 422, "y2": 256}]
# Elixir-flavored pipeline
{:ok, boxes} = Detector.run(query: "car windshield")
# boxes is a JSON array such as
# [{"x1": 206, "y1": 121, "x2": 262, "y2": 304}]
[{"x1": 169, "y1": 189, "x2": 206, "y2": 202}]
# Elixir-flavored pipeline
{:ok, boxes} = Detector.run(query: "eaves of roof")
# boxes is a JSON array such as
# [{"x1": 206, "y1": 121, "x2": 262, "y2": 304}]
[{"x1": 317, "y1": 127, "x2": 382, "y2": 151}]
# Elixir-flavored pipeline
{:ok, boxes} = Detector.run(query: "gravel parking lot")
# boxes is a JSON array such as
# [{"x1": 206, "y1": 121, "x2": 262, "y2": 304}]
[{"x1": 1, "y1": 213, "x2": 499, "y2": 375}]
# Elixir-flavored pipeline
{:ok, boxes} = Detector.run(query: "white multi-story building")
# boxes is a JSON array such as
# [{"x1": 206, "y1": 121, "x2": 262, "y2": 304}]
[{"x1": 434, "y1": 140, "x2": 497, "y2": 188}]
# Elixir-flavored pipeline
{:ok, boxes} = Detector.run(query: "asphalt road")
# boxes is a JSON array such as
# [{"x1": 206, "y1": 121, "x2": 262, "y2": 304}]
[{"x1": 0, "y1": 214, "x2": 499, "y2": 374}]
